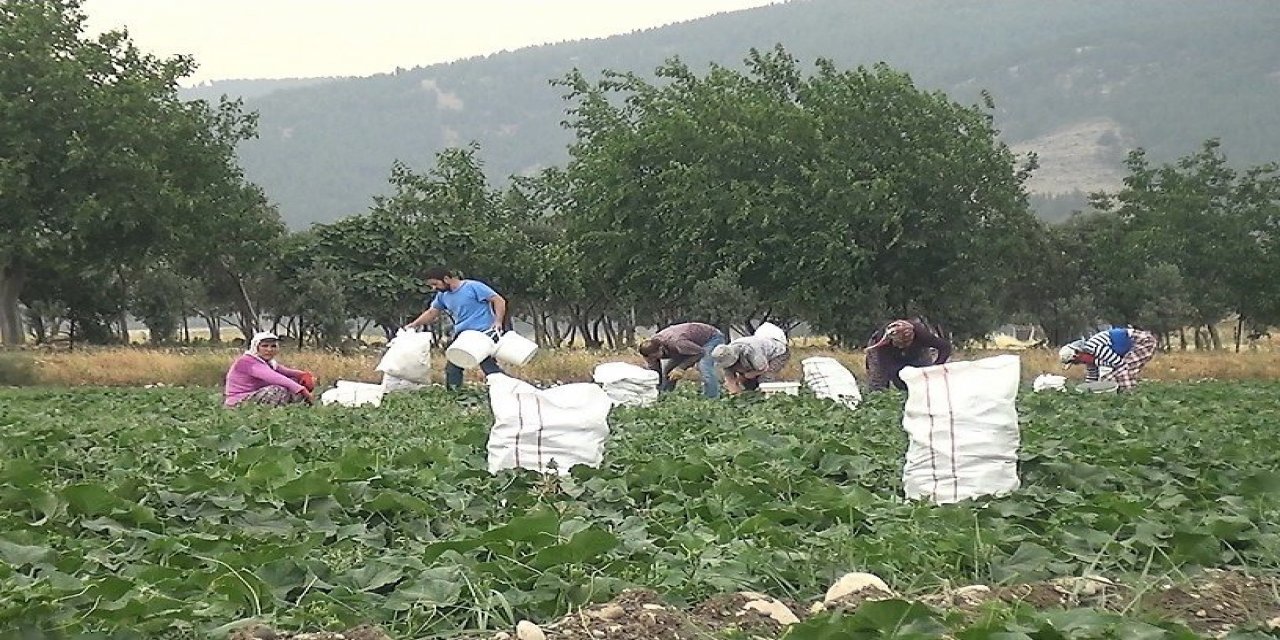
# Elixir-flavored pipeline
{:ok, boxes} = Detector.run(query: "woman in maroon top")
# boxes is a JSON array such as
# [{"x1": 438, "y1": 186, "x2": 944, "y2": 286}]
[{"x1": 865, "y1": 318, "x2": 953, "y2": 392}]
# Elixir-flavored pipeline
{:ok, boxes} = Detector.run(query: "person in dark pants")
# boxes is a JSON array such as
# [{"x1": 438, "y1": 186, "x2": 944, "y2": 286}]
[
  {"x1": 865, "y1": 318, "x2": 953, "y2": 392},
  {"x1": 404, "y1": 266, "x2": 508, "y2": 390},
  {"x1": 638, "y1": 322, "x2": 726, "y2": 398}
]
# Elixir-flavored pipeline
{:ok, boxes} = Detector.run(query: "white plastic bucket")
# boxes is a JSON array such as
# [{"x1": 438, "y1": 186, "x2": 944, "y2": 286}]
[
  {"x1": 446, "y1": 330, "x2": 497, "y2": 369},
  {"x1": 494, "y1": 331, "x2": 539, "y2": 366},
  {"x1": 759, "y1": 381, "x2": 801, "y2": 396},
  {"x1": 1075, "y1": 380, "x2": 1119, "y2": 394}
]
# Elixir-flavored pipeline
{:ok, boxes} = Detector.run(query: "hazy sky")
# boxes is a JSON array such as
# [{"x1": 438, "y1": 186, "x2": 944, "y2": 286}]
[{"x1": 81, "y1": 1, "x2": 780, "y2": 86}]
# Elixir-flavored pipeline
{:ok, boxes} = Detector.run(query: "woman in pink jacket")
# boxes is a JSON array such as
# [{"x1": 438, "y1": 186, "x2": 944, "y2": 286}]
[{"x1": 223, "y1": 332, "x2": 316, "y2": 407}]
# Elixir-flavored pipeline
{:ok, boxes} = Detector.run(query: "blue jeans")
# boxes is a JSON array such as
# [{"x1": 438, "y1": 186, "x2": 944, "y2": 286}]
[
  {"x1": 658, "y1": 332, "x2": 725, "y2": 399},
  {"x1": 444, "y1": 333, "x2": 503, "y2": 390},
  {"x1": 698, "y1": 332, "x2": 725, "y2": 398}
]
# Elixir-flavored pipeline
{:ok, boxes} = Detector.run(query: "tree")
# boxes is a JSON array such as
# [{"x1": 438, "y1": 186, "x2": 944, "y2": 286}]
[
  {"x1": 310, "y1": 147, "x2": 506, "y2": 339},
  {"x1": 556, "y1": 47, "x2": 1040, "y2": 344},
  {"x1": 1090, "y1": 140, "x2": 1280, "y2": 349},
  {"x1": 0, "y1": 0, "x2": 264, "y2": 344},
  {"x1": 130, "y1": 266, "x2": 197, "y2": 344},
  {"x1": 173, "y1": 182, "x2": 286, "y2": 337}
]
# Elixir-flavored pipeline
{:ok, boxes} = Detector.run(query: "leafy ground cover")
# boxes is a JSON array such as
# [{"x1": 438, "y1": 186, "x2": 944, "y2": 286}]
[{"x1": 1, "y1": 383, "x2": 1278, "y2": 639}]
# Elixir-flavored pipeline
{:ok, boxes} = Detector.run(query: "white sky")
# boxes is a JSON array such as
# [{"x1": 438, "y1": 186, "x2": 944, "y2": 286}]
[{"x1": 81, "y1": 1, "x2": 781, "y2": 86}]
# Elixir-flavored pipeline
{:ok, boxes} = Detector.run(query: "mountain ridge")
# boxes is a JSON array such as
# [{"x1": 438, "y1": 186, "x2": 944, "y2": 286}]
[{"x1": 188, "y1": 0, "x2": 1280, "y2": 227}]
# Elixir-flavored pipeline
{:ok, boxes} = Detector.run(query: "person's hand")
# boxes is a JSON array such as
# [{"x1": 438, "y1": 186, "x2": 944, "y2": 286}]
[
  {"x1": 723, "y1": 374, "x2": 743, "y2": 395},
  {"x1": 299, "y1": 371, "x2": 317, "y2": 391},
  {"x1": 300, "y1": 388, "x2": 315, "y2": 405},
  {"x1": 490, "y1": 323, "x2": 505, "y2": 336}
]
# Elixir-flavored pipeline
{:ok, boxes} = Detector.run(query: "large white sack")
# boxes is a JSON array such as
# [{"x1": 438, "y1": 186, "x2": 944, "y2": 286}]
[
  {"x1": 382, "y1": 373, "x2": 429, "y2": 393},
  {"x1": 1032, "y1": 374, "x2": 1066, "y2": 392},
  {"x1": 375, "y1": 329, "x2": 434, "y2": 383},
  {"x1": 900, "y1": 355, "x2": 1021, "y2": 504},
  {"x1": 487, "y1": 374, "x2": 613, "y2": 475},
  {"x1": 320, "y1": 380, "x2": 385, "y2": 408},
  {"x1": 802, "y1": 356, "x2": 862, "y2": 409},
  {"x1": 592, "y1": 362, "x2": 659, "y2": 407},
  {"x1": 753, "y1": 322, "x2": 787, "y2": 344}
]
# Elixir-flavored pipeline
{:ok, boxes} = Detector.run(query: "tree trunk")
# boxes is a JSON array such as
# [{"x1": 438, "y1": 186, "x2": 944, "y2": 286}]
[
  {"x1": 1207, "y1": 323, "x2": 1222, "y2": 351},
  {"x1": 601, "y1": 316, "x2": 618, "y2": 350},
  {"x1": 115, "y1": 267, "x2": 131, "y2": 344},
  {"x1": 549, "y1": 313, "x2": 565, "y2": 348},
  {"x1": 586, "y1": 316, "x2": 606, "y2": 349},
  {"x1": 204, "y1": 315, "x2": 222, "y2": 343},
  {"x1": 621, "y1": 306, "x2": 636, "y2": 347},
  {"x1": 0, "y1": 264, "x2": 26, "y2": 345},
  {"x1": 1234, "y1": 316, "x2": 1244, "y2": 353},
  {"x1": 227, "y1": 269, "x2": 258, "y2": 336},
  {"x1": 528, "y1": 304, "x2": 546, "y2": 347},
  {"x1": 29, "y1": 313, "x2": 46, "y2": 344},
  {"x1": 1178, "y1": 327, "x2": 1187, "y2": 351}
]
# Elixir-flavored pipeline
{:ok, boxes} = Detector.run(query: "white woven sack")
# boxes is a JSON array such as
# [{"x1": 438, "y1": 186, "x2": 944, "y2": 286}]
[
  {"x1": 487, "y1": 374, "x2": 613, "y2": 475},
  {"x1": 320, "y1": 380, "x2": 385, "y2": 408},
  {"x1": 900, "y1": 355, "x2": 1021, "y2": 504},
  {"x1": 1032, "y1": 374, "x2": 1066, "y2": 392},
  {"x1": 753, "y1": 322, "x2": 787, "y2": 343},
  {"x1": 375, "y1": 329, "x2": 433, "y2": 383},
  {"x1": 801, "y1": 356, "x2": 862, "y2": 409},
  {"x1": 592, "y1": 362, "x2": 659, "y2": 407},
  {"x1": 382, "y1": 373, "x2": 429, "y2": 393}
]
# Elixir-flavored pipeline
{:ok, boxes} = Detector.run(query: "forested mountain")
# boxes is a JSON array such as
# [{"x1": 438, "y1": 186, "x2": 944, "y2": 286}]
[
  {"x1": 181, "y1": 77, "x2": 343, "y2": 102},
  {"x1": 189, "y1": 0, "x2": 1280, "y2": 227}
]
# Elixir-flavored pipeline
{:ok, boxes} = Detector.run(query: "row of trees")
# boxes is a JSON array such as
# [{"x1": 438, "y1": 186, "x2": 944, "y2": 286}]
[
  {"x1": 0, "y1": 0, "x2": 282, "y2": 345},
  {"x1": 5, "y1": 2, "x2": 1279, "y2": 351}
]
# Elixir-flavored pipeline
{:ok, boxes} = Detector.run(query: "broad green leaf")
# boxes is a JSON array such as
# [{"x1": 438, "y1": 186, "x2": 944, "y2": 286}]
[
  {"x1": 531, "y1": 527, "x2": 620, "y2": 569},
  {"x1": 0, "y1": 539, "x2": 53, "y2": 566},
  {"x1": 992, "y1": 542, "x2": 1056, "y2": 583},
  {"x1": 62, "y1": 483, "x2": 120, "y2": 516},
  {"x1": 276, "y1": 469, "x2": 335, "y2": 502}
]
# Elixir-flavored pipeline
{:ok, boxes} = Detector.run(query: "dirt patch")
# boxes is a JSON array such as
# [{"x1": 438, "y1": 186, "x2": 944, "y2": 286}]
[
  {"x1": 691, "y1": 592, "x2": 804, "y2": 635},
  {"x1": 1140, "y1": 569, "x2": 1280, "y2": 636},
  {"x1": 917, "y1": 584, "x2": 998, "y2": 611},
  {"x1": 226, "y1": 570, "x2": 1280, "y2": 640},
  {"x1": 541, "y1": 588, "x2": 704, "y2": 640},
  {"x1": 994, "y1": 576, "x2": 1129, "y2": 611},
  {"x1": 229, "y1": 624, "x2": 391, "y2": 640}
]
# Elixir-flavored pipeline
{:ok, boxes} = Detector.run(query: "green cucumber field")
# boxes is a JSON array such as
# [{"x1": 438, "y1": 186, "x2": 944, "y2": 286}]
[{"x1": 2, "y1": 383, "x2": 1278, "y2": 639}]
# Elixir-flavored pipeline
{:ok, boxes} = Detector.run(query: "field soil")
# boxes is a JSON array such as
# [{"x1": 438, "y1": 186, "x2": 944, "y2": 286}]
[{"x1": 234, "y1": 569, "x2": 1280, "y2": 639}]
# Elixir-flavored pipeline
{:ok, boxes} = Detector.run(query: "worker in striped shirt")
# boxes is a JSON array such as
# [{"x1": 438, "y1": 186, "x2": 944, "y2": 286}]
[{"x1": 1058, "y1": 327, "x2": 1157, "y2": 392}]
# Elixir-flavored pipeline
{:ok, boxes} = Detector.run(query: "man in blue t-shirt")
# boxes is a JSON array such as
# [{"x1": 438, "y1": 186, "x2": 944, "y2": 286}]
[{"x1": 404, "y1": 266, "x2": 508, "y2": 390}]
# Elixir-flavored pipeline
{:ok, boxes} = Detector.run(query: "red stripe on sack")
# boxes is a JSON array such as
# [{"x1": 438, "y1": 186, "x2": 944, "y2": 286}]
[
  {"x1": 535, "y1": 396, "x2": 545, "y2": 472},
  {"x1": 941, "y1": 366, "x2": 958, "y2": 503},
  {"x1": 514, "y1": 393, "x2": 524, "y2": 470},
  {"x1": 921, "y1": 368, "x2": 939, "y2": 501}
]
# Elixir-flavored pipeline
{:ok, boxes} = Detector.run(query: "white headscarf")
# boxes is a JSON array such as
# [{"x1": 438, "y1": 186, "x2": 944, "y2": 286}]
[{"x1": 246, "y1": 331, "x2": 281, "y2": 368}]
